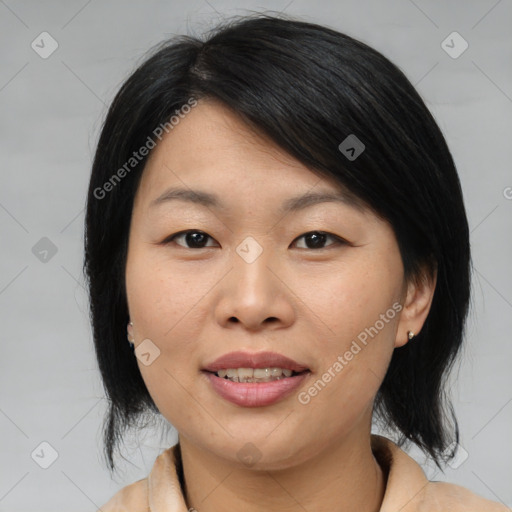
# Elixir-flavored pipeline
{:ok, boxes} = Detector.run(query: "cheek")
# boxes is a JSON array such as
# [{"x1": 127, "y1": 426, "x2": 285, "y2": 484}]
[
  {"x1": 294, "y1": 258, "x2": 400, "y2": 339},
  {"x1": 293, "y1": 258, "x2": 401, "y2": 397},
  {"x1": 125, "y1": 248, "x2": 211, "y2": 402},
  {"x1": 125, "y1": 249, "x2": 209, "y2": 421},
  {"x1": 289, "y1": 268, "x2": 400, "y2": 446},
  {"x1": 126, "y1": 247, "x2": 206, "y2": 339}
]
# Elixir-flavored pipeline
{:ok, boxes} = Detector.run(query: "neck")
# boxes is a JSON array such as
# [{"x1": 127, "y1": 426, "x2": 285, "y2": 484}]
[{"x1": 179, "y1": 429, "x2": 386, "y2": 512}]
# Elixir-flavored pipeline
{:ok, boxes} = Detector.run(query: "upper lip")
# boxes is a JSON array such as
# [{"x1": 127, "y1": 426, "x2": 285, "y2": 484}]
[{"x1": 202, "y1": 351, "x2": 310, "y2": 373}]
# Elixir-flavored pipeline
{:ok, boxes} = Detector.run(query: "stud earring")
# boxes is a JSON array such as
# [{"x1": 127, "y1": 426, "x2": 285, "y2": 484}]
[
  {"x1": 407, "y1": 330, "x2": 415, "y2": 340},
  {"x1": 127, "y1": 321, "x2": 135, "y2": 351}
]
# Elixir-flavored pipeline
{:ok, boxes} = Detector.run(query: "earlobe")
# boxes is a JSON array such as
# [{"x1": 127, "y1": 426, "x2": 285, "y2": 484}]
[
  {"x1": 127, "y1": 321, "x2": 135, "y2": 351},
  {"x1": 395, "y1": 268, "x2": 437, "y2": 348}
]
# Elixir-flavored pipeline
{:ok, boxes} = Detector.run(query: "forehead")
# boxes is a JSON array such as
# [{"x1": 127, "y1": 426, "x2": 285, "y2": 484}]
[{"x1": 134, "y1": 99, "x2": 367, "y2": 215}]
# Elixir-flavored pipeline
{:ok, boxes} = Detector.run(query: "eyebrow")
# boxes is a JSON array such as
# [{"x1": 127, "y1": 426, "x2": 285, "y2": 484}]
[{"x1": 149, "y1": 186, "x2": 365, "y2": 214}]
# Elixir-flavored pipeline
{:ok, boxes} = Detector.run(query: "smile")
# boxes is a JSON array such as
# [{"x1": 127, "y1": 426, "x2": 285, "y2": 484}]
[
  {"x1": 214, "y1": 367, "x2": 306, "y2": 382},
  {"x1": 202, "y1": 369, "x2": 311, "y2": 407}
]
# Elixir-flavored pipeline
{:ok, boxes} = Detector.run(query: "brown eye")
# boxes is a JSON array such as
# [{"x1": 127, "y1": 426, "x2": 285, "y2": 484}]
[
  {"x1": 162, "y1": 230, "x2": 346, "y2": 250},
  {"x1": 164, "y1": 230, "x2": 218, "y2": 249},
  {"x1": 292, "y1": 231, "x2": 344, "y2": 250}
]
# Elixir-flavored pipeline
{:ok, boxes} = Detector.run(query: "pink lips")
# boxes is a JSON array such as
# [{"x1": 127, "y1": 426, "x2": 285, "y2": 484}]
[{"x1": 202, "y1": 351, "x2": 310, "y2": 407}]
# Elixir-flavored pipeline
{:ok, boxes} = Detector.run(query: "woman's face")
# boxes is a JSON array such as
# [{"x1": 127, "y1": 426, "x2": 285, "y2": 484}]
[{"x1": 125, "y1": 99, "x2": 417, "y2": 469}]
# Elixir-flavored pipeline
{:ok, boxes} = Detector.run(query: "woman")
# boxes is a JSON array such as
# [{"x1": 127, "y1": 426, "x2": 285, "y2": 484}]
[{"x1": 84, "y1": 14, "x2": 508, "y2": 511}]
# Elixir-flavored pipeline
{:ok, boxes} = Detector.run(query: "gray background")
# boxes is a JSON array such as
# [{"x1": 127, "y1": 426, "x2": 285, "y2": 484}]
[{"x1": 1, "y1": 0, "x2": 511, "y2": 510}]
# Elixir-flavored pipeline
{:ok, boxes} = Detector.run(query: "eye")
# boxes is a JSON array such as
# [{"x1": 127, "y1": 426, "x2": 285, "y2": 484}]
[
  {"x1": 162, "y1": 229, "x2": 346, "y2": 250},
  {"x1": 163, "y1": 230, "x2": 218, "y2": 249},
  {"x1": 292, "y1": 231, "x2": 345, "y2": 250}
]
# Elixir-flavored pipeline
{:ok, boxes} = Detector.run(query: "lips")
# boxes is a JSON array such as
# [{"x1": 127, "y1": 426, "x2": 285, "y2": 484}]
[
  {"x1": 204, "y1": 371, "x2": 310, "y2": 407},
  {"x1": 202, "y1": 350, "x2": 310, "y2": 373}
]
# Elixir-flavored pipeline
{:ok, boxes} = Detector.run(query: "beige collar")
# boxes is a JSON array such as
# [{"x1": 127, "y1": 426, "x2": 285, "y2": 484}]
[{"x1": 99, "y1": 434, "x2": 508, "y2": 511}]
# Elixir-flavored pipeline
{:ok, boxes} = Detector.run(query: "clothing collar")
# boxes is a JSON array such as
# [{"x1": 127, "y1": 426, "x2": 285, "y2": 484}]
[
  {"x1": 100, "y1": 434, "x2": 506, "y2": 511},
  {"x1": 141, "y1": 434, "x2": 429, "y2": 511}
]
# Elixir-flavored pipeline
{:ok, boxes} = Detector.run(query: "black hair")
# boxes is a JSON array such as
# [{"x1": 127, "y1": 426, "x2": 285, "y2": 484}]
[{"x1": 83, "y1": 12, "x2": 471, "y2": 474}]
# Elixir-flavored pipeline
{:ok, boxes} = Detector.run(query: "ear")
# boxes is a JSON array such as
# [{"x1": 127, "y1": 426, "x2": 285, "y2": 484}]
[{"x1": 395, "y1": 266, "x2": 437, "y2": 348}]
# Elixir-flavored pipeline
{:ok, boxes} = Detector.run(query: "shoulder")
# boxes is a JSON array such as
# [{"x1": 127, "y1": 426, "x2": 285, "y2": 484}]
[
  {"x1": 371, "y1": 435, "x2": 509, "y2": 512},
  {"x1": 421, "y1": 480, "x2": 510, "y2": 511},
  {"x1": 96, "y1": 444, "x2": 184, "y2": 511},
  {"x1": 96, "y1": 477, "x2": 148, "y2": 512}
]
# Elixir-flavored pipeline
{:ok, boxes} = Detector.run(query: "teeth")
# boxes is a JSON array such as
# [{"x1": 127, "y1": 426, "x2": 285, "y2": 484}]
[
  {"x1": 216, "y1": 367, "x2": 295, "y2": 382},
  {"x1": 254, "y1": 368, "x2": 271, "y2": 379},
  {"x1": 238, "y1": 368, "x2": 253, "y2": 380}
]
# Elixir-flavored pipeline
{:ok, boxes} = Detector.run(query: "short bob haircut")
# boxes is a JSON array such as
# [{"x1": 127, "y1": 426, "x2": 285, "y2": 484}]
[{"x1": 83, "y1": 13, "x2": 471, "y2": 474}]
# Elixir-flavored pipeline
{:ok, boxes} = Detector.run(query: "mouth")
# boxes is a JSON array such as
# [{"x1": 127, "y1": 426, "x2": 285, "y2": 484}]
[
  {"x1": 202, "y1": 368, "x2": 311, "y2": 407},
  {"x1": 203, "y1": 367, "x2": 310, "y2": 383},
  {"x1": 201, "y1": 351, "x2": 311, "y2": 406},
  {"x1": 202, "y1": 350, "x2": 310, "y2": 376}
]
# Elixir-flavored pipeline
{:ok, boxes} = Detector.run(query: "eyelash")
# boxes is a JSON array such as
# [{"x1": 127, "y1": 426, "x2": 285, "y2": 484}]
[{"x1": 161, "y1": 229, "x2": 347, "y2": 250}]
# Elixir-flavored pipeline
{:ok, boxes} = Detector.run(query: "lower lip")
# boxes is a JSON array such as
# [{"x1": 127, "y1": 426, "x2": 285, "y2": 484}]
[{"x1": 202, "y1": 371, "x2": 310, "y2": 407}]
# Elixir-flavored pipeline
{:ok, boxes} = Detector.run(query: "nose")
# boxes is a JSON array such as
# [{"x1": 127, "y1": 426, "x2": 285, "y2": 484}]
[{"x1": 214, "y1": 240, "x2": 295, "y2": 332}]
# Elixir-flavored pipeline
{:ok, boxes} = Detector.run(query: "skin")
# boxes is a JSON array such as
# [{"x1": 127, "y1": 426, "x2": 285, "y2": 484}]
[{"x1": 125, "y1": 99, "x2": 436, "y2": 512}]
